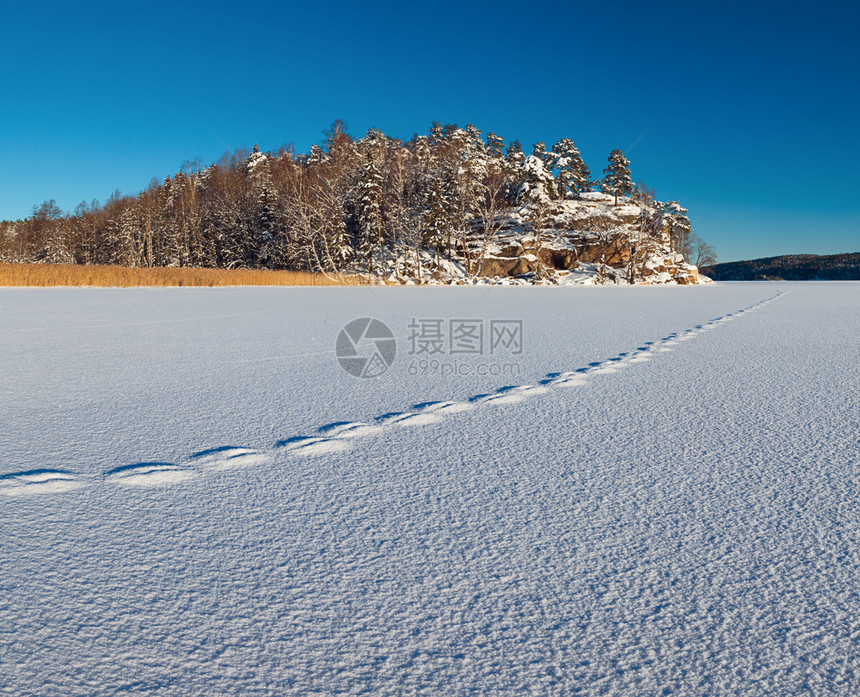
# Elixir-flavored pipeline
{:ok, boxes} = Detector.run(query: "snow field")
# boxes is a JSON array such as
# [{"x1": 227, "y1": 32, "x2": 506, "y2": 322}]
[
  {"x1": 2, "y1": 282, "x2": 859, "y2": 696},
  {"x1": 0, "y1": 293, "x2": 782, "y2": 497}
]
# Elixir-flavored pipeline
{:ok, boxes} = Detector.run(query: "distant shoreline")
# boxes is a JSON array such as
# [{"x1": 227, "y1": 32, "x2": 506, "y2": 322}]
[{"x1": 701, "y1": 252, "x2": 860, "y2": 281}]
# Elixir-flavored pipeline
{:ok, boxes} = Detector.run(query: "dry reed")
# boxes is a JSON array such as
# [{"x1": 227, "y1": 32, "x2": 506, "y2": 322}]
[{"x1": 0, "y1": 263, "x2": 367, "y2": 287}]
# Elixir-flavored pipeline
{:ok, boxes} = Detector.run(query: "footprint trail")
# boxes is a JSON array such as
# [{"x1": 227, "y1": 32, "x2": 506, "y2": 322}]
[
  {"x1": 0, "y1": 470, "x2": 86, "y2": 497},
  {"x1": 2, "y1": 292, "x2": 785, "y2": 494}
]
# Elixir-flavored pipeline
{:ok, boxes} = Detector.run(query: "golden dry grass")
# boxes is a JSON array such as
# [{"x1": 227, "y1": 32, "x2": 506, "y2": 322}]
[{"x1": 0, "y1": 263, "x2": 367, "y2": 287}]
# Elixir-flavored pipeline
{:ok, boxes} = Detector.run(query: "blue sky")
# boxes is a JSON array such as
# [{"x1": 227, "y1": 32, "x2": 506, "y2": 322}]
[{"x1": 1, "y1": 0, "x2": 857, "y2": 262}]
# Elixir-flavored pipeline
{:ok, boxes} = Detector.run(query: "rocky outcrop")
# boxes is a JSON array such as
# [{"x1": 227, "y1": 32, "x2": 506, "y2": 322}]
[{"x1": 461, "y1": 193, "x2": 709, "y2": 285}]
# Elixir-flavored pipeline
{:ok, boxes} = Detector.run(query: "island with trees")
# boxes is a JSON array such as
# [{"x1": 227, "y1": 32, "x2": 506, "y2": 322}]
[{"x1": 0, "y1": 122, "x2": 715, "y2": 285}]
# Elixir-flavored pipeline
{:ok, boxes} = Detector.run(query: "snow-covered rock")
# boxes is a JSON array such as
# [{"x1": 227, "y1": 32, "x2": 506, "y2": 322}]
[{"x1": 400, "y1": 196, "x2": 710, "y2": 286}]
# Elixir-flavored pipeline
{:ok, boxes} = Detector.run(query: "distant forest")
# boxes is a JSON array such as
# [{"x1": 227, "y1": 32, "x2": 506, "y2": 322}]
[
  {"x1": 0, "y1": 121, "x2": 712, "y2": 276},
  {"x1": 701, "y1": 253, "x2": 860, "y2": 281}
]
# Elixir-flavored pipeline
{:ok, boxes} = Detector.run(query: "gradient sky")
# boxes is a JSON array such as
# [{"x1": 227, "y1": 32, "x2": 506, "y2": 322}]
[{"x1": 1, "y1": 0, "x2": 857, "y2": 262}]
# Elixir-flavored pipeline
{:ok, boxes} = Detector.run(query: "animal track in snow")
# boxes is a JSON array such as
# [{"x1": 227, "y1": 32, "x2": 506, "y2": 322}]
[
  {"x1": 481, "y1": 384, "x2": 553, "y2": 404},
  {"x1": 0, "y1": 470, "x2": 86, "y2": 496},
  {"x1": 476, "y1": 391, "x2": 527, "y2": 405},
  {"x1": 414, "y1": 400, "x2": 475, "y2": 414},
  {"x1": 4, "y1": 292, "x2": 785, "y2": 495},
  {"x1": 545, "y1": 374, "x2": 589, "y2": 388},
  {"x1": 105, "y1": 462, "x2": 196, "y2": 487},
  {"x1": 188, "y1": 447, "x2": 272, "y2": 470},
  {"x1": 376, "y1": 411, "x2": 443, "y2": 426},
  {"x1": 276, "y1": 437, "x2": 352, "y2": 456},
  {"x1": 318, "y1": 422, "x2": 384, "y2": 438},
  {"x1": 592, "y1": 365, "x2": 620, "y2": 374}
]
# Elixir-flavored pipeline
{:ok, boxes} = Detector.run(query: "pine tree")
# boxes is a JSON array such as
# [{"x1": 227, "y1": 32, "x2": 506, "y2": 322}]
[
  {"x1": 429, "y1": 121, "x2": 444, "y2": 148},
  {"x1": 355, "y1": 157, "x2": 385, "y2": 271},
  {"x1": 663, "y1": 201, "x2": 693, "y2": 257},
  {"x1": 307, "y1": 144, "x2": 327, "y2": 166},
  {"x1": 531, "y1": 141, "x2": 553, "y2": 169},
  {"x1": 505, "y1": 140, "x2": 525, "y2": 200},
  {"x1": 518, "y1": 154, "x2": 557, "y2": 204},
  {"x1": 465, "y1": 124, "x2": 484, "y2": 156},
  {"x1": 361, "y1": 128, "x2": 388, "y2": 164},
  {"x1": 550, "y1": 138, "x2": 591, "y2": 199},
  {"x1": 455, "y1": 127, "x2": 487, "y2": 254},
  {"x1": 602, "y1": 149, "x2": 633, "y2": 205},
  {"x1": 255, "y1": 180, "x2": 277, "y2": 268},
  {"x1": 506, "y1": 139, "x2": 524, "y2": 168},
  {"x1": 486, "y1": 132, "x2": 505, "y2": 161},
  {"x1": 243, "y1": 144, "x2": 268, "y2": 181},
  {"x1": 424, "y1": 177, "x2": 448, "y2": 267}
]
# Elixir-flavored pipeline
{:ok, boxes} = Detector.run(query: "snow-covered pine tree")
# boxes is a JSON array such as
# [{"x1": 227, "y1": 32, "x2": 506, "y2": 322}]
[
  {"x1": 162, "y1": 175, "x2": 184, "y2": 266},
  {"x1": 506, "y1": 139, "x2": 525, "y2": 168},
  {"x1": 355, "y1": 157, "x2": 385, "y2": 272},
  {"x1": 551, "y1": 138, "x2": 591, "y2": 199},
  {"x1": 455, "y1": 125, "x2": 487, "y2": 250},
  {"x1": 255, "y1": 179, "x2": 277, "y2": 268},
  {"x1": 486, "y1": 132, "x2": 505, "y2": 161},
  {"x1": 243, "y1": 144, "x2": 268, "y2": 182},
  {"x1": 531, "y1": 141, "x2": 553, "y2": 169},
  {"x1": 239, "y1": 146, "x2": 274, "y2": 267},
  {"x1": 502, "y1": 140, "x2": 525, "y2": 201},
  {"x1": 465, "y1": 124, "x2": 485, "y2": 156},
  {"x1": 518, "y1": 153, "x2": 557, "y2": 204},
  {"x1": 424, "y1": 177, "x2": 449, "y2": 267},
  {"x1": 307, "y1": 144, "x2": 328, "y2": 166},
  {"x1": 360, "y1": 128, "x2": 388, "y2": 165},
  {"x1": 429, "y1": 121, "x2": 444, "y2": 148},
  {"x1": 413, "y1": 134, "x2": 431, "y2": 170},
  {"x1": 330, "y1": 214, "x2": 353, "y2": 268},
  {"x1": 602, "y1": 149, "x2": 633, "y2": 205},
  {"x1": 663, "y1": 201, "x2": 693, "y2": 257}
]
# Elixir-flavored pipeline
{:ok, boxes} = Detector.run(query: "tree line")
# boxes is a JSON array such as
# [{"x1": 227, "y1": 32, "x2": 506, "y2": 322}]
[
  {"x1": 0, "y1": 121, "x2": 715, "y2": 276},
  {"x1": 702, "y1": 253, "x2": 859, "y2": 281}
]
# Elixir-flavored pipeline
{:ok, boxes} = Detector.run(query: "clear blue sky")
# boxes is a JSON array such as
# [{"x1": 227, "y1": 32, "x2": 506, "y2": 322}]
[{"x1": 1, "y1": 0, "x2": 857, "y2": 262}]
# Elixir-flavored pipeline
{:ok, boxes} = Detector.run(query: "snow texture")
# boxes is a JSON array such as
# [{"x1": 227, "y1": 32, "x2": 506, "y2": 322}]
[{"x1": 1, "y1": 283, "x2": 859, "y2": 695}]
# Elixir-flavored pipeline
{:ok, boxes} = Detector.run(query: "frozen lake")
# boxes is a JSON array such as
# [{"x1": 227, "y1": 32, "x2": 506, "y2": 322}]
[{"x1": 2, "y1": 282, "x2": 859, "y2": 695}]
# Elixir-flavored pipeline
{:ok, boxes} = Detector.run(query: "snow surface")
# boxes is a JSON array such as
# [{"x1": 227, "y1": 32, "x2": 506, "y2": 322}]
[{"x1": 2, "y1": 282, "x2": 860, "y2": 695}]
